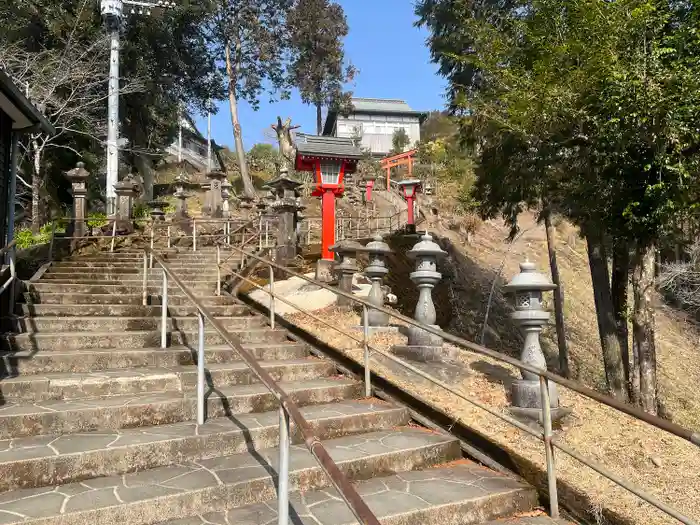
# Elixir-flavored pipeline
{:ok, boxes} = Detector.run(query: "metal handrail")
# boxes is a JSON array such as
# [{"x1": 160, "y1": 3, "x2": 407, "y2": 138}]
[
  {"x1": 143, "y1": 247, "x2": 381, "y2": 525},
  {"x1": 219, "y1": 243, "x2": 700, "y2": 525},
  {"x1": 0, "y1": 240, "x2": 18, "y2": 315}
]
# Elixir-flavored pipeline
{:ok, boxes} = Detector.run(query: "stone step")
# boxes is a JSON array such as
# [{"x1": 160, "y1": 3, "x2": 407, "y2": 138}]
[
  {"x1": 11, "y1": 316, "x2": 264, "y2": 333},
  {"x1": 20, "y1": 304, "x2": 249, "y2": 318},
  {"x1": 41, "y1": 271, "x2": 222, "y2": 280},
  {"x1": 0, "y1": 377, "x2": 361, "y2": 439},
  {"x1": 158, "y1": 464, "x2": 538, "y2": 525},
  {"x1": 481, "y1": 518, "x2": 572, "y2": 525},
  {"x1": 1, "y1": 328, "x2": 289, "y2": 352},
  {"x1": 0, "y1": 343, "x2": 310, "y2": 375},
  {"x1": 0, "y1": 400, "x2": 408, "y2": 492},
  {"x1": 0, "y1": 428, "x2": 459, "y2": 525},
  {"x1": 25, "y1": 293, "x2": 237, "y2": 306},
  {"x1": 0, "y1": 358, "x2": 333, "y2": 401},
  {"x1": 29, "y1": 282, "x2": 220, "y2": 294},
  {"x1": 50, "y1": 261, "x2": 232, "y2": 269}
]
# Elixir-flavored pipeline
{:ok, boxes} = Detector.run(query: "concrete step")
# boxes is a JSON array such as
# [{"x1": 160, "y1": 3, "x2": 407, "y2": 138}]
[
  {"x1": 25, "y1": 292, "x2": 237, "y2": 306},
  {"x1": 481, "y1": 518, "x2": 572, "y2": 525},
  {"x1": 41, "y1": 271, "x2": 222, "y2": 280},
  {"x1": 20, "y1": 304, "x2": 249, "y2": 317},
  {"x1": 29, "y1": 282, "x2": 220, "y2": 294},
  {"x1": 12, "y1": 316, "x2": 264, "y2": 333},
  {"x1": 0, "y1": 343, "x2": 310, "y2": 375},
  {"x1": 49, "y1": 262, "x2": 233, "y2": 270},
  {"x1": 0, "y1": 377, "x2": 361, "y2": 439},
  {"x1": 159, "y1": 464, "x2": 538, "y2": 525},
  {"x1": 0, "y1": 399, "x2": 408, "y2": 492},
  {"x1": 0, "y1": 428, "x2": 459, "y2": 524},
  {"x1": 0, "y1": 358, "x2": 333, "y2": 401},
  {"x1": 1, "y1": 328, "x2": 289, "y2": 352}
]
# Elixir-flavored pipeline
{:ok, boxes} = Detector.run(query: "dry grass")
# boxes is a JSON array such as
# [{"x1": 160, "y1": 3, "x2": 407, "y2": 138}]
[{"x1": 285, "y1": 212, "x2": 700, "y2": 525}]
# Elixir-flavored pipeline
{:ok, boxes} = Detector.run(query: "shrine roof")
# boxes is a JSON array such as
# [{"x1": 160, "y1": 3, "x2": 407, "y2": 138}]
[{"x1": 295, "y1": 133, "x2": 363, "y2": 160}]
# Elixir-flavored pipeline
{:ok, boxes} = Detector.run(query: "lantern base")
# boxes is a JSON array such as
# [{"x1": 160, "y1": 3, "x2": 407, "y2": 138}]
[
  {"x1": 315, "y1": 259, "x2": 335, "y2": 283},
  {"x1": 392, "y1": 343, "x2": 460, "y2": 363},
  {"x1": 509, "y1": 406, "x2": 572, "y2": 426},
  {"x1": 511, "y1": 378, "x2": 559, "y2": 409}
]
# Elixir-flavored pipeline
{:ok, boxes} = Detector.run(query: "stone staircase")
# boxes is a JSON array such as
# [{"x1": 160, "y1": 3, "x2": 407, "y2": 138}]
[{"x1": 0, "y1": 247, "x2": 568, "y2": 524}]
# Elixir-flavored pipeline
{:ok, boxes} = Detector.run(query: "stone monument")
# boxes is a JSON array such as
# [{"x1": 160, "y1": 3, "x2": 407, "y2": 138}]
[
  {"x1": 504, "y1": 260, "x2": 570, "y2": 424},
  {"x1": 204, "y1": 171, "x2": 226, "y2": 217},
  {"x1": 64, "y1": 162, "x2": 90, "y2": 238},
  {"x1": 113, "y1": 178, "x2": 139, "y2": 233}
]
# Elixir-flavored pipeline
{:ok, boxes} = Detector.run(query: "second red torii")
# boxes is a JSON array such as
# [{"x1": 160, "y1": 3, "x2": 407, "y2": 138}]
[{"x1": 380, "y1": 149, "x2": 417, "y2": 189}]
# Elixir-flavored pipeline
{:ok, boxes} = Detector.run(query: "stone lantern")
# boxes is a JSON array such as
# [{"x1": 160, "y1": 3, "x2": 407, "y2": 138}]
[
  {"x1": 64, "y1": 162, "x2": 90, "y2": 238},
  {"x1": 147, "y1": 200, "x2": 168, "y2": 221},
  {"x1": 221, "y1": 179, "x2": 232, "y2": 219},
  {"x1": 204, "y1": 170, "x2": 226, "y2": 217},
  {"x1": 173, "y1": 172, "x2": 192, "y2": 219},
  {"x1": 113, "y1": 178, "x2": 139, "y2": 232},
  {"x1": 363, "y1": 235, "x2": 392, "y2": 327},
  {"x1": 405, "y1": 232, "x2": 446, "y2": 348},
  {"x1": 331, "y1": 240, "x2": 362, "y2": 308},
  {"x1": 266, "y1": 167, "x2": 303, "y2": 266},
  {"x1": 239, "y1": 194, "x2": 255, "y2": 220},
  {"x1": 504, "y1": 260, "x2": 569, "y2": 423}
]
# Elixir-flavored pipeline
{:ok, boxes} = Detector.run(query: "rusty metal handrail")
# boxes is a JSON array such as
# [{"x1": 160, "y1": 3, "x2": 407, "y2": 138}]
[
  {"x1": 220, "y1": 244, "x2": 700, "y2": 525},
  {"x1": 144, "y1": 247, "x2": 380, "y2": 525}
]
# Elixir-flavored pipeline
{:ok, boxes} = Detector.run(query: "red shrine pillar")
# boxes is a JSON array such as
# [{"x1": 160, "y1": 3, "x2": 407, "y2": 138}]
[{"x1": 321, "y1": 189, "x2": 336, "y2": 260}]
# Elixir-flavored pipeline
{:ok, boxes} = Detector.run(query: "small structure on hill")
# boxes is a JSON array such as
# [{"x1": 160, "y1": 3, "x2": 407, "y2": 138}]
[{"x1": 295, "y1": 133, "x2": 362, "y2": 281}]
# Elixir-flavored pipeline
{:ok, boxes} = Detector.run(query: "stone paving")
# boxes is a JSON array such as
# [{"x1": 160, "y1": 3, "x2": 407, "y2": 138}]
[
  {"x1": 0, "y1": 429, "x2": 460, "y2": 524},
  {"x1": 158, "y1": 464, "x2": 536, "y2": 525}
]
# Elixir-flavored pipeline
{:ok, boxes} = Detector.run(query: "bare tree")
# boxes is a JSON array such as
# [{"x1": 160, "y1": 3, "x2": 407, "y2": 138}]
[
  {"x1": 271, "y1": 116, "x2": 299, "y2": 169},
  {"x1": 0, "y1": 39, "x2": 143, "y2": 231}
]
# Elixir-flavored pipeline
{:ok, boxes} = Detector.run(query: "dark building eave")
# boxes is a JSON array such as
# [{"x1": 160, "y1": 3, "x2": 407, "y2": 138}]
[{"x1": 0, "y1": 69, "x2": 55, "y2": 134}]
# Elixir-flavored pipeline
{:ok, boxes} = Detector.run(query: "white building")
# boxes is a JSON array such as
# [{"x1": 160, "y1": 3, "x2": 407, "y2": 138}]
[{"x1": 323, "y1": 98, "x2": 426, "y2": 157}]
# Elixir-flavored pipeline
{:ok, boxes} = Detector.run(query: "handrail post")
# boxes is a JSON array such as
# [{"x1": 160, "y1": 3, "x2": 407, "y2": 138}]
[
  {"x1": 269, "y1": 265, "x2": 275, "y2": 330},
  {"x1": 193, "y1": 219, "x2": 197, "y2": 252},
  {"x1": 216, "y1": 244, "x2": 221, "y2": 296},
  {"x1": 48, "y1": 220, "x2": 56, "y2": 262},
  {"x1": 277, "y1": 406, "x2": 290, "y2": 525},
  {"x1": 540, "y1": 376, "x2": 559, "y2": 519},
  {"x1": 110, "y1": 220, "x2": 117, "y2": 252},
  {"x1": 363, "y1": 305, "x2": 371, "y2": 397},
  {"x1": 142, "y1": 252, "x2": 148, "y2": 306},
  {"x1": 197, "y1": 311, "x2": 205, "y2": 425},
  {"x1": 149, "y1": 228, "x2": 154, "y2": 269},
  {"x1": 259, "y1": 217, "x2": 263, "y2": 250},
  {"x1": 161, "y1": 269, "x2": 168, "y2": 349},
  {"x1": 167, "y1": 225, "x2": 171, "y2": 249},
  {"x1": 8, "y1": 247, "x2": 16, "y2": 316},
  {"x1": 226, "y1": 220, "x2": 230, "y2": 246}
]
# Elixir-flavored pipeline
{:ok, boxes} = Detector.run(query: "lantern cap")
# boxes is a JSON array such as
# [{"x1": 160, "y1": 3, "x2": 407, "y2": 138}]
[
  {"x1": 65, "y1": 162, "x2": 90, "y2": 181},
  {"x1": 362, "y1": 234, "x2": 392, "y2": 254},
  {"x1": 330, "y1": 239, "x2": 364, "y2": 254},
  {"x1": 397, "y1": 178, "x2": 422, "y2": 188},
  {"x1": 504, "y1": 260, "x2": 556, "y2": 292},
  {"x1": 407, "y1": 232, "x2": 445, "y2": 260}
]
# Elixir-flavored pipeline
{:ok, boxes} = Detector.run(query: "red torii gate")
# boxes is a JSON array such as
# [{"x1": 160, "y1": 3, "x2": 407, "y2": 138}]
[{"x1": 380, "y1": 149, "x2": 417, "y2": 189}]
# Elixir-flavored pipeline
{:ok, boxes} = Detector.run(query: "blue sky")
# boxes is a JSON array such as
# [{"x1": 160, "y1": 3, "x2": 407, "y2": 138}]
[{"x1": 194, "y1": 0, "x2": 447, "y2": 150}]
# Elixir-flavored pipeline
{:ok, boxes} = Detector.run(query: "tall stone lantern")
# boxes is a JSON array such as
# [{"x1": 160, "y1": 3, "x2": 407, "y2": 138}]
[
  {"x1": 204, "y1": 170, "x2": 226, "y2": 217},
  {"x1": 221, "y1": 179, "x2": 232, "y2": 218},
  {"x1": 266, "y1": 167, "x2": 303, "y2": 266},
  {"x1": 405, "y1": 232, "x2": 446, "y2": 348},
  {"x1": 173, "y1": 172, "x2": 192, "y2": 219},
  {"x1": 113, "y1": 178, "x2": 139, "y2": 232},
  {"x1": 65, "y1": 162, "x2": 90, "y2": 238},
  {"x1": 504, "y1": 260, "x2": 570, "y2": 423},
  {"x1": 363, "y1": 235, "x2": 392, "y2": 327}
]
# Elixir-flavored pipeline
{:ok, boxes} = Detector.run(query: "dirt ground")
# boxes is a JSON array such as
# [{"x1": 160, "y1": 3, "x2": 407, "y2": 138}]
[{"x1": 285, "y1": 211, "x2": 700, "y2": 525}]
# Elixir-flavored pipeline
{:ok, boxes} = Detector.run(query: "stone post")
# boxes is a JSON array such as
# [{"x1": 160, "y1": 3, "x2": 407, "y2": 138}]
[
  {"x1": 331, "y1": 240, "x2": 362, "y2": 308},
  {"x1": 363, "y1": 235, "x2": 392, "y2": 327},
  {"x1": 405, "y1": 233, "x2": 447, "y2": 349},
  {"x1": 114, "y1": 179, "x2": 139, "y2": 233},
  {"x1": 173, "y1": 173, "x2": 191, "y2": 219},
  {"x1": 64, "y1": 162, "x2": 90, "y2": 238},
  {"x1": 239, "y1": 195, "x2": 255, "y2": 220},
  {"x1": 504, "y1": 260, "x2": 570, "y2": 423},
  {"x1": 205, "y1": 171, "x2": 226, "y2": 217},
  {"x1": 266, "y1": 168, "x2": 303, "y2": 266}
]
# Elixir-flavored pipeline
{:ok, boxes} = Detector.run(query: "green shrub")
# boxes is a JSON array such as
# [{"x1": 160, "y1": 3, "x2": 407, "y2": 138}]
[
  {"x1": 133, "y1": 203, "x2": 150, "y2": 219},
  {"x1": 15, "y1": 228, "x2": 36, "y2": 249},
  {"x1": 87, "y1": 212, "x2": 108, "y2": 230}
]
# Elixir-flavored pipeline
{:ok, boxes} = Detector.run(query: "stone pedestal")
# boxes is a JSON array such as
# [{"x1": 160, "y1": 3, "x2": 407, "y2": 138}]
[
  {"x1": 504, "y1": 261, "x2": 571, "y2": 424},
  {"x1": 64, "y1": 162, "x2": 90, "y2": 238},
  {"x1": 362, "y1": 236, "x2": 392, "y2": 327},
  {"x1": 331, "y1": 240, "x2": 362, "y2": 308},
  {"x1": 315, "y1": 258, "x2": 335, "y2": 283}
]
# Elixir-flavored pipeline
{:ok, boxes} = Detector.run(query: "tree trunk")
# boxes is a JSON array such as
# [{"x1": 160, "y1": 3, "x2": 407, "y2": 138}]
[
  {"x1": 316, "y1": 103, "x2": 323, "y2": 135},
  {"x1": 586, "y1": 233, "x2": 628, "y2": 401},
  {"x1": 611, "y1": 239, "x2": 630, "y2": 389},
  {"x1": 31, "y1": 141, "x2": 42, "y2": 234},
  {"x1": 543, "y1": 210, "x2": 569, "y2": 377},
  {"x1": 224, "y1": 39, "x2": 255, "y2": 199},
  {"x1": 631, "y1": 242, "x2": 658, "y2": 414},
  {"x1": 134, "y1": 154, "x2": 153, "y2": 201}
]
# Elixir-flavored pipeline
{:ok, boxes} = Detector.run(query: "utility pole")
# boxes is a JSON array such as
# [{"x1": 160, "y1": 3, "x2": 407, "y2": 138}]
[
  {"x1": 207, "y1": 103, "x2": 212, "y2": 173},
  {"x1": 100, "y1": 0, "x2": 176, "y2": 215}
]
